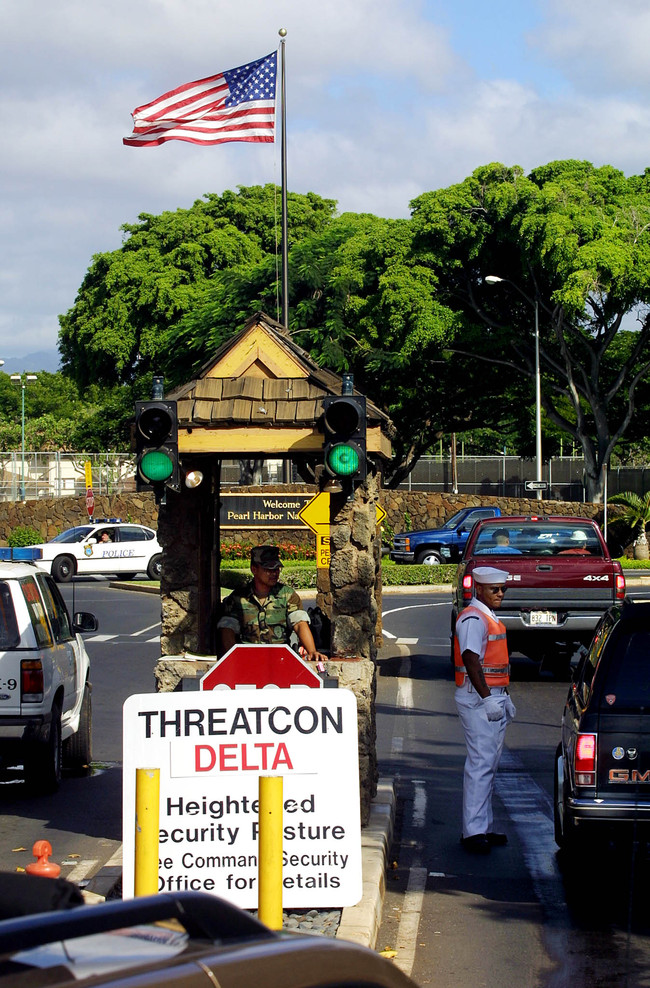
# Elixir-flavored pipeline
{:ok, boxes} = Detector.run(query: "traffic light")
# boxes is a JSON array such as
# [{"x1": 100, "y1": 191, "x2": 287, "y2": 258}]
[
  {"x1": 135, "y1": 400, "x2": 180, "y2": 498},
  {"x1": 322, "y1": 394, "x2": 367, "y2": 486}
]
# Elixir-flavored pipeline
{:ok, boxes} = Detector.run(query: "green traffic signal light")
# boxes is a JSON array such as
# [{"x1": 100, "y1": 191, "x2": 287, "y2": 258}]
[
  {"x1": 321, "y1": 394, "x2": 367, "y2": 485},
  {"x1": 139, "y1": 449, "x2": 175, "y2": 483},
  {"x1": 326, "y1": 442, "x2": 361, "y2": 477}
]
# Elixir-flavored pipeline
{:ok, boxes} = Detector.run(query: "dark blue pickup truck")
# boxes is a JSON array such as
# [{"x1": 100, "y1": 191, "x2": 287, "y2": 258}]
[{"x1": 390, "y1": 506, "x2": 502, "y2": 566}]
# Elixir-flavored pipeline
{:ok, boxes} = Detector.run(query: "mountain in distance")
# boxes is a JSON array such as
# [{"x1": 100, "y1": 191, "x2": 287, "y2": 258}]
[{"x1": 0, "y1": 350, "x2": 61, "y2": 374}]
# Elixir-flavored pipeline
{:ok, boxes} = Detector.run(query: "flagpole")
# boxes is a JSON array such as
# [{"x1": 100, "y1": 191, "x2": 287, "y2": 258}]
[{"x1": 279, "y1": 28, "x2": 289, "y2": 329}]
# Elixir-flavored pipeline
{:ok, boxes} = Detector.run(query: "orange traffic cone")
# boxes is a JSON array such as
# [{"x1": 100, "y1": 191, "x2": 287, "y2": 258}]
[{"x1": 25, "y1": 840, "x2": 61, "y2": 878}]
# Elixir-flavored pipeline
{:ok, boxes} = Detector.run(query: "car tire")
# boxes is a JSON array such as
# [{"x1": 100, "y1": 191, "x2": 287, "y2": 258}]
[
  {"x1": 147, "y1": 553, "x2": 163, "y2": 580},
  {"x1": 416, "y1": 549, "x2": 443, "y2": 566},
  {"x1": 24, "y1": 704, "x2": 62, "y2": 794},
  {"x1": 63, "y1": 683, "x2": 92, "y2": 773},
  {"x1": 52, "y1": 555, "x2": 75, "y2": 583}
]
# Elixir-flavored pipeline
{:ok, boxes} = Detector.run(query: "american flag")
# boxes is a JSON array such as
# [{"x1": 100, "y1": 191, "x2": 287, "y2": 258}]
[{"x1": 123, "y1": 52, "x2": 277, "y2": 148}]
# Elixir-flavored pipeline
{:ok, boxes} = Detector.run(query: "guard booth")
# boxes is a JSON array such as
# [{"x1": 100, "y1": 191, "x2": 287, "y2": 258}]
[{"x1": 150, "y1": 312, "x2": 394, "y2": 822}]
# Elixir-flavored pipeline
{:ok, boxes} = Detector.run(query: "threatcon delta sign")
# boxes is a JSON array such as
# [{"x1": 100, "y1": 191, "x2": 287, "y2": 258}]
[{"x1": 122, "y1": 690, "x2": 362, "y2": 909}]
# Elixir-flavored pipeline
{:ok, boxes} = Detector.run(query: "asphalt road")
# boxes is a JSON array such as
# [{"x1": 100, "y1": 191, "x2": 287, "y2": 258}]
[
  {"x1": 3, "y1": 577, "x2": 650, "y2": 986},
  {"x1": 376, "y1": 586, "x2": 650, "y2": 988}
]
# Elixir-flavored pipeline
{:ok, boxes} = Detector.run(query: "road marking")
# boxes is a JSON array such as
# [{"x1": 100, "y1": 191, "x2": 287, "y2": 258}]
[
  {"x1": 412, "y1": 779, "x2": 427, "y2": 827},
  {"x1": 382, "y1": 602, "x2": 448, "y2": 617},
  {"x1": 131, "y1": 623, "x2": 160, "y2": 636},
  {"x1": 62, "y1": 858, "x2": 99, "y2": 882},
  {"x1": 86, "y1": 634, "x2": 114, "y2": 642},
  {"x1": 397, "y1": 658, "x2": 413, "y2": 709},
  {"x1": 391, "y1": 661, "x2": 427, "y2": 979}
]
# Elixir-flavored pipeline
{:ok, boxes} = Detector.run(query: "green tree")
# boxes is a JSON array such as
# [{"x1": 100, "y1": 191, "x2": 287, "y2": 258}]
[
  {"x1": 609, "y1": 490, "x2": 650, "y2": 558},
  {"x1": 59, "y1": 186, "x2": 337, "y2": 390},
  {"x1": 408, "y1": 160, "x2": 650, "y2": 501}
]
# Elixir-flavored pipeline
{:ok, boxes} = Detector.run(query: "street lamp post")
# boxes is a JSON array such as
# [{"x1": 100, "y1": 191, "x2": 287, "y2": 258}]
[
  {"x1": 10, "y1": 373, "x2": 38, "y2": 501},
  {"x1": 485, "y1": 276, "x2": 543, "y2": 501}
]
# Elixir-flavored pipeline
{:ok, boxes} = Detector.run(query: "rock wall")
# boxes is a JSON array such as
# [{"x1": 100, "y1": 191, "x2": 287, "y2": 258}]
[
  {"x1": 0, "y1": 488, "x2": 607, "y2": 547},
  {"x1": 379, "y1": 491, "x2": 604, "y2": 536},
  {"x1": 0, "y1": 493, "x2": 158, "y2": 543}
]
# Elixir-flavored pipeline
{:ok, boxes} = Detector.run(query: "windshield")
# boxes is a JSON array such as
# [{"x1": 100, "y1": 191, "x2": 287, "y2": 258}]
[
  {"x1": 50, "y1": 527, "x2": 95, "y2": 544},
  {"x1": 441, "y1": 510, "x2": 468, "y2": 530},
  {"x1": 473, "y1": 522, "x2": 603, "y2": 557}
]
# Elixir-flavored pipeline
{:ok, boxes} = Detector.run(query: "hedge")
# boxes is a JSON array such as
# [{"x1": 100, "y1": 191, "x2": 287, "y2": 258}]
[{"x1": 220, "y1": 559, "x2": 647, "y2": 591}]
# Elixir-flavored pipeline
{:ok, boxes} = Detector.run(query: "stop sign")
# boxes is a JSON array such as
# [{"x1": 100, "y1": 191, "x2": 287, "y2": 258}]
[
  {"x1": 200, "y1": 644, "x2": 323, "y2": 690},
  {"x1": 85, "y1": 487, "x2": 95, "y2": 517}
]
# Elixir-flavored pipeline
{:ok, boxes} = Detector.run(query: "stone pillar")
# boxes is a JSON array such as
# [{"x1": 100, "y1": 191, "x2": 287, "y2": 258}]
[
  {"x1": 327, "y1": 474, "x2": 381, "y2": 825},
  {"x1": 156, "y1": 487, "x2": 203, "y2": 657}
]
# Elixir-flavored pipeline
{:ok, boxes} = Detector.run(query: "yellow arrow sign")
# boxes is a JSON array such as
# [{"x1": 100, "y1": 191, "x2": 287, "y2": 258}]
[
  {"x1": 375, "y1": 504, "x2": 386, "y2": 526},
  {"x1": 298, "y1": 492, "x2": 330, "y2": 534}
]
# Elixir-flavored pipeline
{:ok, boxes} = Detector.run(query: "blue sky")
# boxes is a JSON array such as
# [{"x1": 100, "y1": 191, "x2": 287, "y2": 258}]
[{"x1": 2, "y1": 0, "x2": 650, "y2": 363}]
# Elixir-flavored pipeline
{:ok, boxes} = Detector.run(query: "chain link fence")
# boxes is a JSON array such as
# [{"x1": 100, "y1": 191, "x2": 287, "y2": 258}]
[{"x1": 0, "y1": 452, "x2": 648, "y2": 502}]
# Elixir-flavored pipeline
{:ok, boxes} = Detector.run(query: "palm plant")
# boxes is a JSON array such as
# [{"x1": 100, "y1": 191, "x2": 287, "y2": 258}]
[{"x1": 609, "y1": 491, "x2": 650, "y2": 559}]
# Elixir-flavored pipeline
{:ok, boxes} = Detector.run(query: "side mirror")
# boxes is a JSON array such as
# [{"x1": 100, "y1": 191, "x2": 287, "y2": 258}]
[{"x1": 73, "y1": 612, "x2": 98, "y2": 633}]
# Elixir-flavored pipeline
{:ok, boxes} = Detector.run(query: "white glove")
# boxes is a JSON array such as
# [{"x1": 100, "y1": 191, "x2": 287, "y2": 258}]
[
  {"x1": 505, "y1": 696, "x2": 516, "y2": 721},
  {"x1": 482, "y1": 695, "x2": 504, "y2": 721}
]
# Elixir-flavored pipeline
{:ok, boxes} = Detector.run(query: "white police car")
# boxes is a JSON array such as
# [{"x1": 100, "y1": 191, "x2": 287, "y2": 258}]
[
  {"x1": 0, "y1": 548, "x2": 97, "y2": 792},
  {"x1": 32, "y1": 519, "x2": 163, "y2": 583}
]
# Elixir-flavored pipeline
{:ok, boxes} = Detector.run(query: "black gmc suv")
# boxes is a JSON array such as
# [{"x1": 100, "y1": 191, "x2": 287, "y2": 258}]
[{"x1": 555, "y1": 597, "x2": 650, "y2": 855}]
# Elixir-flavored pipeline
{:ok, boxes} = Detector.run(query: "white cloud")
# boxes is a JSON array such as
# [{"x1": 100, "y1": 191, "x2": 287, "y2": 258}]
[
  {"x1": 2, "y1": 0, "x2": 650, "y2": 361},
  {"x1": 533, "y1": 0, "x2": 650, "y2": 91}
]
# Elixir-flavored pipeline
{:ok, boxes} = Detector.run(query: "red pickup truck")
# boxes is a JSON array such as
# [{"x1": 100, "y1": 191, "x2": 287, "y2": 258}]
[{"x1": 451, "y1": 516, "x2": 626, "y2": 677}]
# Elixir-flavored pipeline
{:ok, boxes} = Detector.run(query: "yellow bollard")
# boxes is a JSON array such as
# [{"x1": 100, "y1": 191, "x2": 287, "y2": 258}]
[
  {"x1": 134, "y1": 767, "x2": 160, "y2": 897},
  {"x1": 258, "y1": 775, "x2": 283, "y2": 929}
]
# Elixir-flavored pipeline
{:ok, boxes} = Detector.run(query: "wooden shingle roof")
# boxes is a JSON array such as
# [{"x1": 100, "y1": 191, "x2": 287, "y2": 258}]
[{"x1": 168, "y1": 312, "x2": 394, "y2": 458}]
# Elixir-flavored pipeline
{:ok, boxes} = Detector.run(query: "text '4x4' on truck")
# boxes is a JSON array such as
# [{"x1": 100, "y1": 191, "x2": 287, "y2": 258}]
[{"x1": 452, "y1": 516, "x2": 626, "y2": 678}]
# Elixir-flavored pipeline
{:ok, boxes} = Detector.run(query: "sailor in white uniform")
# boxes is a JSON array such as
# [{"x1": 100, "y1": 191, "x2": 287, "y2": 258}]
[{"x1": 454, "y1": 566, "x2": 516, "y2": 854}]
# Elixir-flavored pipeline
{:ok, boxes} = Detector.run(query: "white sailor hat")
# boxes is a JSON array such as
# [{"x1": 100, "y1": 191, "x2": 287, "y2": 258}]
[{"x1": 472, "y1": 566, "x2": 509, "y2": 584}]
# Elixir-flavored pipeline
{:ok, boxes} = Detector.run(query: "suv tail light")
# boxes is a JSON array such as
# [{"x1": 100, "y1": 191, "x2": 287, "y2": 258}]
[
  {"x1": 462, "y1": 574, "x2": 473, "y2": 601},
  {"x1": 21, "y1": 659, "x2": 44, "y2": 703},
  {"x1": 575, "y1": 732, "x2": 597, "y2": 786},
  {"x1": 615, "y1": 572, "x2": 626, "y2": 599}
]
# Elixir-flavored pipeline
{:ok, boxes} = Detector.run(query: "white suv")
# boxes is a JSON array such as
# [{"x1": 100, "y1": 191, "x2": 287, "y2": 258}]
[
  {"x1": 0, "y1": 551, "x2": 97, "y2": 792},
  {"x1": 33, "y1": 519, "x2": 163, "y2": 583}
]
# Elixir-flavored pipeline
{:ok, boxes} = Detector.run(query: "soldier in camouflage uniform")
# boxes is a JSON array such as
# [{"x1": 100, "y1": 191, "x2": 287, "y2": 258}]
[{"x1": 217, "y1": 545, "x2": 326, "y2": 662}]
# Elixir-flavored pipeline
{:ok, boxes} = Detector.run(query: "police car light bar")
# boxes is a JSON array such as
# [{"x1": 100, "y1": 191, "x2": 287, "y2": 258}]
[{"x1": 0, "y1": 547, "x2": 43, "y2": 562}]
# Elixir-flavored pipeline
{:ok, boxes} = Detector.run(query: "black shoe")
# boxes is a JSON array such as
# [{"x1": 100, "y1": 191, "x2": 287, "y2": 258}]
[
  {"x1": 461, "y1": 834, "x2": 491, "y2": 854},
  {"x1": 486, "y1": 832, "x2": 508, "y2": 846}
]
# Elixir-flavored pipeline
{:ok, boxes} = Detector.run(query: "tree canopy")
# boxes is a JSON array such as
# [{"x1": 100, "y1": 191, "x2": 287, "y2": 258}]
[
  {"x1": 55, "y1": 167, "x2": 650, "y2": 495},
  {"x1": 408, "y1": 160, "x2": 650, "y2": 499}
]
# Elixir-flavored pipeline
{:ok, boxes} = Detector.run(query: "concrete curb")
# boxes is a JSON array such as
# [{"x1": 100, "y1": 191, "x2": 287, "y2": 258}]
[
  {"x1": 336, "y1": 778, "x2": 395, "y2": 948},
  {"x1": 80, "y1": 844, "x2": 123, "y2": 902}
]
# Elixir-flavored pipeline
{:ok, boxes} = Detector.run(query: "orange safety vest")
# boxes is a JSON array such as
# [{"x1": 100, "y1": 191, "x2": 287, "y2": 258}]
[{"x1": 454, "y1": 605, "x2": 510, "y2": 688}]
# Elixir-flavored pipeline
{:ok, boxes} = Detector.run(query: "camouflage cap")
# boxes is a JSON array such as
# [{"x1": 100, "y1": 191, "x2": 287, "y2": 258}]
[{"x1": 250, "y1": 545, "x2": 283, "y2": 569}]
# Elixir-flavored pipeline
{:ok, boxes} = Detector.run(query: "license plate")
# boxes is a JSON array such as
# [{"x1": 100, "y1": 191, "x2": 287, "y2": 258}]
[{"x1": 530, "y1": 610, "x2": 558, "y2": 626}]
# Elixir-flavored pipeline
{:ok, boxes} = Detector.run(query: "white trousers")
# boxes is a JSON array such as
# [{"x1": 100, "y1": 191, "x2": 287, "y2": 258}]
[{"x1": 455, "y1": 687, "x2": 509, "y2": 839}]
